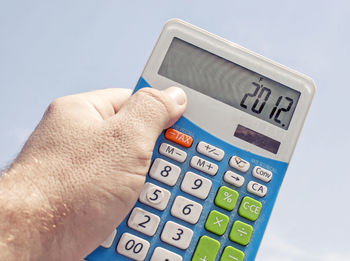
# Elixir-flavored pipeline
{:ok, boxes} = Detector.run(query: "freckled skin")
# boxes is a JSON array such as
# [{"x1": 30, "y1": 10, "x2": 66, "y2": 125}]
[{"x1": 0, "y1": 87, "x2": 187, "y2": 261}]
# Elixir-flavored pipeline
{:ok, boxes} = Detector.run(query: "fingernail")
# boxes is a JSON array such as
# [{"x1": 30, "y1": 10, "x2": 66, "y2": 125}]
[{"x1": 163, "y1": 87, "x2": 186, "y2": 105}]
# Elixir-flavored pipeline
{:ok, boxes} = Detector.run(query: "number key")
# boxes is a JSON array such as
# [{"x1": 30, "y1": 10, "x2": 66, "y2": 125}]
[
  {"x1": 161, "y1": 221, "x2": 193, "y2": 250},
  {"x1": 149, "y1": 158, "x2": 181, "y2": 186},
  {"x1": 180, "y1": 172, "x2": 212, "y2": 199},
  {"x1": 170, "y1": 196, "x2": 202, "y2": 224},
  {"x1": 150, "y1": 247, "x2": 183, "y2": 261},
  {"x1": 127, "y1": 207, "x2": 160, "y2": 236},
  {"x1": 139, "y1": 183, "x2": 171, "y2": 210},
  {"x1": 116, "y1": 233, "x2": 150, "y2": 260}
]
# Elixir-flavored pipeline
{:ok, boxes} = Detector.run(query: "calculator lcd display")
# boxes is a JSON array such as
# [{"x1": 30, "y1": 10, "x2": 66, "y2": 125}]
[{"x1": 158, "y1": 38, "x2": 301, "y2": 130}]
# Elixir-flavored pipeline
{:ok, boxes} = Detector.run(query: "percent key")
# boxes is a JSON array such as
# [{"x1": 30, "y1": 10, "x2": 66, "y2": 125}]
[{"x1": 214, "y1": 186, "x2": 239, "y2": 211}]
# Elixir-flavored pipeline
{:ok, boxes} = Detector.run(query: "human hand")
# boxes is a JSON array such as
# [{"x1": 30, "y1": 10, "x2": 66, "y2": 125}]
[{"x1": 0, "y1": 87, "x2": 187, "y2": 261}]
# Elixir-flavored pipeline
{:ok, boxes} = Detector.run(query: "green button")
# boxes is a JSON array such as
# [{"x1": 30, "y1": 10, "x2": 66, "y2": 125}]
[
  {"x1": 229, "y1": 220, "x2": 253, "y2": 246},
  {"x1": 205, "y1": 210, "x2": 229, "y2": 235},
  {"x1": 238, "y1": 197, "x2": 262, "y2": 221},
  {"x1": 214, "y1": 186, "x2": 239, "y2": 211},
  {"x1": 220, "y1": 246, "x2": 245, "y2": 261},
  {"x1": 192, "y1": 236, "x2": 220, "y2": 261}
]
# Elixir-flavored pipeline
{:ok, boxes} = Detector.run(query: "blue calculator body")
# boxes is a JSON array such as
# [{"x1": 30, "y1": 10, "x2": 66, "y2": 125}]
[{"x1": 86, "y1": 19, "x2": 315, "y2": 261}]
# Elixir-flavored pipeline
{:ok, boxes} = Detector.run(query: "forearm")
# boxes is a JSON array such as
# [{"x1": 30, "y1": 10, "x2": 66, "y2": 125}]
[{"x1": 0, "y1": 165, "x2": 60, "y2": 261}]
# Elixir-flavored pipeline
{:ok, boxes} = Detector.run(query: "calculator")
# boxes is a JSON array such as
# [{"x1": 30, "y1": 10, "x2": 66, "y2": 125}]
[{"x1": 86, "y1": 19, "x2": 315, "y2": 261}]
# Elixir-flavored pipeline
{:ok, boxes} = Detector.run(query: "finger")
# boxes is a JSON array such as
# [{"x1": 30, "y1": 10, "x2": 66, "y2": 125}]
[
  {"x1": 72, "y1": 88, "x2": 132, "y2": 119},
  {"x1": 111, "y1": 87, "x2": 187, "y2": 141}
]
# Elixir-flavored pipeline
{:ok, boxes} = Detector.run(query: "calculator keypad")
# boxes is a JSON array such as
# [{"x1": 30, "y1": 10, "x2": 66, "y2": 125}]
[
  {"x1": 117, "y1": 128, "x2": 277, "y2": 260},
  {"x1": 127, "y1": 207, "x2": 160, "y2": 236},
  {"x1": 160, "y1": 221, "x2": 194, "y2": 250},
  {"x1": 170, "y1": 196, "x2": 202, "y2": 224},
  {"x1": 180, "y1": 171, "x2": 212, "y2": 199}
]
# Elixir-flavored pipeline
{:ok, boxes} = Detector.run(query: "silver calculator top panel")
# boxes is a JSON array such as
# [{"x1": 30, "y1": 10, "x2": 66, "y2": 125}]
[{"x1": 141, "y1": 19, "x2": 315, "y2": 163}]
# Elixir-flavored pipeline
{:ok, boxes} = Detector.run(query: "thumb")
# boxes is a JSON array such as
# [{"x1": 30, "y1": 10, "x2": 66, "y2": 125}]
[{"x1": 113, "y1": 87, "x2": 187, "y2": 141}]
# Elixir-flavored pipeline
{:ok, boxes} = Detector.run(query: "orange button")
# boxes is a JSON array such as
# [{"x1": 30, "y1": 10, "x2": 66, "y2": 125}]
[{"x1": 165, "y1": 128, "x2": 193, "y2": 148}]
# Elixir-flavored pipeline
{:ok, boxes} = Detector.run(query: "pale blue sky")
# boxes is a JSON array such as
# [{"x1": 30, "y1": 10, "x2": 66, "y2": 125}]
[{"x1": 1, "y1": 1, "x2": 349, "y2": 260}]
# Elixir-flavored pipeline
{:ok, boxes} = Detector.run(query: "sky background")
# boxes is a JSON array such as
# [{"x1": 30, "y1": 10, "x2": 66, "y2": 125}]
[{"x1": 1, "y1": 1, "x2": 349, "y2": 260}]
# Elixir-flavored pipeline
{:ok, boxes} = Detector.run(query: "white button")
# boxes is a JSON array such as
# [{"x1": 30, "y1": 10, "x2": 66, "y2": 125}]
[
  {"x1": 223, "y1": 171, "x2": 245, "y2": 188},
  {"x1": 161, "y1": 221, "x2": 193, "y2": 250},
  {"x1": 229, "y1": 156, "x2": 250, "y2": 172},
  {"x1": 252, "y1": 166, "x2": 273, "y2": 182},
  {"x1": 139, "y1": 183, "x2": 171, "y2": 210},
  {"x1": 170, "y1": 196, "x2": 202, "y2": 224},
  {"x1": 150, "y1": 247, "x2": 183, "y2": 261},
  {"x1": 149, "y1": 158, "x2": 181, "y2": 186},
  {"x1": 159, "y1": 143, "x2": 187, "y2": 163},
  {"x1": 100, "y1": 229, "x2": 117, "y2": 248},
  {"x1": 247, "y1": 181, "x2": 267, "y2": 197},
  {"x1": 180, "y1": 172, "x2": 212, "y2": 199},
  {"x1": 116, "y1": 233, "x2": 150, "y2": 260},
  {"x1": 196, "y1": 141, "x2": 225, "y2": 161},
  {"x1": 127, "y1": 207, "x2": 160, "y2": 236},
  {"x1": 190, "y1": 156, "x2": 218, "y2": 176}
]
